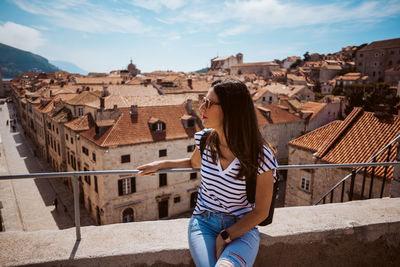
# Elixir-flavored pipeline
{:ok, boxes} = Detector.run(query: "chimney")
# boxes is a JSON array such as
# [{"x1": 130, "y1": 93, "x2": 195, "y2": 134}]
[
  {"x1": 100, "y1": 97, "x2": 105, "y2": 109},
  {"x1": 102, "y1": 84, "x2": 109, "y2": 97},
  {"x1": 130, "y1": 105, "x2": 138, "y2": 115},
  {"x1": 188, "y1": 79, "x2": 193, "y2": 89}
]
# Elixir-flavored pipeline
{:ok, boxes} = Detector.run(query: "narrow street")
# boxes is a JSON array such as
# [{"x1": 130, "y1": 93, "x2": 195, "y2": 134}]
[{"x1": 0, "y1": 101, "x2": 95, "y2": 231}]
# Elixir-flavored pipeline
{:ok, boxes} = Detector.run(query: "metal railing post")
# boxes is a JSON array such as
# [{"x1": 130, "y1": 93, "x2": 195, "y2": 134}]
[
  {"x1": 349, "y1": 170, "x2": 356, "y2": 201},
  {"x1": 73, "y1": 175, "x2": 81, "y2": 241}
]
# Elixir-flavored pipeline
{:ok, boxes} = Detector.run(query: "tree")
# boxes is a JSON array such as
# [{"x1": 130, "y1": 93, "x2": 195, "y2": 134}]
[
  {"x1": 303, "y1": 51, "x2": 310, "y2": 61},
  {"x1": 313, "y1": 81, "x2": 321, "y2": 93}
]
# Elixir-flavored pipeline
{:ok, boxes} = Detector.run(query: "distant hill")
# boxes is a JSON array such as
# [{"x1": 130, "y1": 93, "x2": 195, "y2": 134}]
[
  {"x1": 0, "y1": 43, "x2": 60, "y2": 78},
  {"x1": 194, "y1": 67, "x2": 207, "y2": 73},
  {"x1": 50, "y1": 60, "x2": 88, "y2": 75}
]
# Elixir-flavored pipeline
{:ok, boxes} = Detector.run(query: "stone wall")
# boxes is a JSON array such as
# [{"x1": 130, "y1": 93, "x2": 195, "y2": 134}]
[
  {"x1": 286, "y1": 145, "x2": 391, "y2": 207},
  {"x1": 1, "y1": 198, "x2": 399, "y2": 267}
]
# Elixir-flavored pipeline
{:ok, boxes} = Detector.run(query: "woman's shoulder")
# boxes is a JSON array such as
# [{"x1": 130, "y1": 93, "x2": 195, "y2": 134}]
[
  {"x1": 194, "y1": 128, "x2": 213, "y2": 138},
  {"x1": 258, "y1": 144, "x2": 278, "y2": 173}
]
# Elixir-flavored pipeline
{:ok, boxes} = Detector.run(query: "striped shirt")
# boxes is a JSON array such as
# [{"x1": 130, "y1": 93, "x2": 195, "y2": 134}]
[{"x1": 193, "y1": 129, "x2": 279, "y2": 217}]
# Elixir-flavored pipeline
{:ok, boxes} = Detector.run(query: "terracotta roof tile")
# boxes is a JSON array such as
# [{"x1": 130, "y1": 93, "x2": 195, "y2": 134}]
[
  {"x1": 256, "y1": 104, "x2": 302, "y2": 125},
  {"x1": 301, "y1": 102, "x2": 326, "y2": 120},
  {"x1": 294, "y1": 108, "x2": 400, "y2": 179},
  {"x1": 79, "y1": 105, "x2": 201, "y2": 147},
  {"x1": 64, "y1": 114, "x2": 93, "y2": 131},
  {"x1": 289, "y1": 120, "x2": 342, "y2": 152},
  {"x1": 66, "y1": 91, "x2": 102, "y2": 105}
]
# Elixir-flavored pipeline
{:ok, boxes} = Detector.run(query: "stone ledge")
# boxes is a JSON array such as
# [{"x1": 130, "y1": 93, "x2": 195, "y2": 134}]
[{"x1": 1, "y1": 198, "x2": 400, "y2": 266}]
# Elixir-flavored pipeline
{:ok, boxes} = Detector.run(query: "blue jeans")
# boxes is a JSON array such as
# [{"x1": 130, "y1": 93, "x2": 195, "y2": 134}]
[{"x1": 188, "y1": 211, "x2": 260, "y2": 267}]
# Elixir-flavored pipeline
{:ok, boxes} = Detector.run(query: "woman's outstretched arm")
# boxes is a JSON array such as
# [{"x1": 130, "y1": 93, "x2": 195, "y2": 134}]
[{"x1": 136, "y1": 147, "x2": 202, "y2": 175}]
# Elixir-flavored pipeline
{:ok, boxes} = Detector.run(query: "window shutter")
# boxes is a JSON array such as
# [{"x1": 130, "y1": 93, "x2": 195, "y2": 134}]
[
  {"x1": 131, "y1": 177, "x2": 136, "y2": 193},
  {"x1": 118, "y1": 179, "x2": 123, "y2": 196}
]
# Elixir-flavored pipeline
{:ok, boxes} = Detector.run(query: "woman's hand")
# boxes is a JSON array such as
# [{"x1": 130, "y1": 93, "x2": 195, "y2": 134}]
[
  {"x1": 215, "y1": 234, "x2": 226, "y2": 260},
  {"x1": 136, "y1": 161, "x2": 165, "y2": 176}
]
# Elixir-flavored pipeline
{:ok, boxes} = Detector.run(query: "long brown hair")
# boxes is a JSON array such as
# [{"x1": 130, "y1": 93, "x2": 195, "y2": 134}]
[{"x1": 206, "y1": 79, "x2": 271, "y2": 183}]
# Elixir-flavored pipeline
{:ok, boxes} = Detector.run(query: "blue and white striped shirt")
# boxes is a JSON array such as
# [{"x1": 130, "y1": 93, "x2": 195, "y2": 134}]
[{"x1": 193, "y1": 129, "x2": 278, "y2": 217}]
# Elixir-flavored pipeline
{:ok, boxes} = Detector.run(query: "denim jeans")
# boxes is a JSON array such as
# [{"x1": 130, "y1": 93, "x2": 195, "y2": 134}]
[{"x1": 188, "y1": 211, "x2": 260, "y2": 267}]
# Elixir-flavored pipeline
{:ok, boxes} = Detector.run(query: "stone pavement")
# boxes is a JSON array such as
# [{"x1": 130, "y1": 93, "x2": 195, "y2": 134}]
[{"x1": 0, "y1": 101, "x2": 95, "y2": 232}]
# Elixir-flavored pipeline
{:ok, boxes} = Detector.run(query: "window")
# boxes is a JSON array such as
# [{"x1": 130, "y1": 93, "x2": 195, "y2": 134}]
[
  {"x1": 151, "y1": 121, "x2": 165, "y2": 132},
  {"x1": 57, "y1": 144, "x2": 60, "y2": 156},
  {"x1": 71, "y1": 137, "x2": 74, "y2": 144},
  {"x1": 94, "y1": 176, "x2": 98, "y2": 193},
  {"x1": 66, "y1": 133, "x2": 68, "y2": 140},
  {"x1": 174, "y1": 196, "x2": 181, "y2": 203},
  {"x1": 56, "y1": 128, "x2": 59, "y2": 134},
  {"x1": 187, "y1": 145, "x2": 195, "y2": 153},
  {"x1": 92, "y1": 152, "x2": 96, "y2": 162},
  {"x1": 82, "y1": 146, "x2": 89, "y2": 156},
  {"x1": 118, "y1": 177, "x2": 136, "y2": 196},
  {"x1": 67, "y1": 151, "x2": 70, "y2": 164},
  {"x1": 78, "y1": 107, "x2": 84, "y2": 116},
  {"x1": 159, "y1": 149, "x2": 167, "y2": 157},
  {"x1": 360, "y1": 53, "x2": 363, "y2": 57},
  {"x1": 159, "y1": 173, "x2": 167, "y2": 187},
  {"x1": 121, "y1": 154, "x2": 131, "y2": 163},
  {"x1": 190, "y1": 172, "x2": 197, "y2": 180},
  {"x1": 262, "y1": 97, "x2": 266, "y2": 101},
  {"x1": 300, "y1": 171, "x2": 311, "y2": 192},
  {"x1": 187, "y1": 119, "x2": 195, "y2": 128},
  {"x1": 84, "y1": 167, "x2": 91, "y2": 185}
]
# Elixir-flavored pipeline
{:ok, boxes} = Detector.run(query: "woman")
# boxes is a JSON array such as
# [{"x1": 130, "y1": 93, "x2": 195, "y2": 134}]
[{"x1": 137, "y1": 79, "x2": 278, "y2": 267}]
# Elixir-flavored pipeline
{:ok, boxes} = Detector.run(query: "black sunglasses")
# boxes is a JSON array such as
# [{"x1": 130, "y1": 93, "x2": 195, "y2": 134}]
[{"x1": 203, "y1": 97, "x2": 220, "y2": 109}]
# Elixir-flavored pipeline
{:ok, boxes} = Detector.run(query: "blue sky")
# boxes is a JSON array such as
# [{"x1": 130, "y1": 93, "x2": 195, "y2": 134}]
[{"x1": 1, "y1": 0, "x2": 400, "y2": 73}]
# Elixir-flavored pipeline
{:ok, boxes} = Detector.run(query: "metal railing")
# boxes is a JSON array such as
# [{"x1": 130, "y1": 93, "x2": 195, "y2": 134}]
[
  {"x1": 1, "y1": 162, "x2": 399, "y2": 241},
  {"x1": 314, "y1": 133, "x2": 400, "y2": 205}
]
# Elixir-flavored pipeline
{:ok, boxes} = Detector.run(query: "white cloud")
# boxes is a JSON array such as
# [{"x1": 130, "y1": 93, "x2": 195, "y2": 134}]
[
  {"x1": 129, "y1": 0, "x2": 187, "y2": 13},
  {"x1": 12, "y1": 0, "x2": 152, "y2": 34},
  {"x1": 0, "y1": 22, "x2": 45, "y2": 52},
  {"x1": 219, "y1": 25, "x2": 250, "y2": 37},
  {"x1": 173, "y1": 0, "x2": 400, "y2": 36}
]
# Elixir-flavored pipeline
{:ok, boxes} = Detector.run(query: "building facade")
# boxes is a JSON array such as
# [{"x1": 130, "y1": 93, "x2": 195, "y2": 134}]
[{"x1": 355, "y1": 38, "x2": 400, "y2": 83}]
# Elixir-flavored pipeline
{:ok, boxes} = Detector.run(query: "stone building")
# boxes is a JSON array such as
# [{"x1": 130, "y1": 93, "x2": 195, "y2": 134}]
[
  {"x1": 209, "y1": 53, "x2": 243, "y2": 72},
  {"x1": 230, "y1": 62, "x2": 280, "y2": 80},
  {"x1": 285, "y1": 107, "x2": 400, "y2": 207},
  {"x1": 283, "y1": 56, "x2": 301, "y2": 69},
  {"x1": 319, "y1": 61, "x2": 342, "y2": 83},
  {"x1": 253, "y1": 83, "x2": 315, "y2": 105},
  {"x1": 255, "y1": 105, "x2": 304, "y2": 163},
  {"x1": 64, "y1": 104, "x2": 202, "y2": 225},
  {"x1": 355, "y1": 38, "x2": 400, "y2": 83}
]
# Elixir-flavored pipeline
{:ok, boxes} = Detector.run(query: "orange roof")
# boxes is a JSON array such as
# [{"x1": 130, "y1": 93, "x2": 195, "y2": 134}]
[
  {"x1": 34, "y1": 93, "x2": 78, "y2": 113},
  {"x1": 293, "y1": 107, "x2": 400, "y2": 179},
  {"x1": 64, "y1": 114, "x2": 92, "y2": 131},
  {"x1": 289, "y1": 120, "x2": 342, "y2": 152},
  {"x1": 79, "y1": 105, "x2": 201, "y2": 147},
  {"x1": 256, "y1": 104, "x2": 302, "y2": 125},
  {"x1": 66, "y1": 91, "x2": 102, "y2": 105},
  {"x1": 301, "y1": 102, "x2": 326, "y2": 120}
]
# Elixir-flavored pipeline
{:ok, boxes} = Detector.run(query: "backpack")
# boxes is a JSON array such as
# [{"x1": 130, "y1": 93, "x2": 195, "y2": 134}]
[{"x1": 199, "y1": 130, "x2": 279, "y2": 226}]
